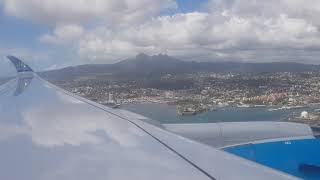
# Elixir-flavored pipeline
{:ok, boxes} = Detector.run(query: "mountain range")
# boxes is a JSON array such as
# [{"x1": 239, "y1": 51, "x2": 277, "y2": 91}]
[{"x1": 40, "y1": 53, "x2": 320, "y2": 80}]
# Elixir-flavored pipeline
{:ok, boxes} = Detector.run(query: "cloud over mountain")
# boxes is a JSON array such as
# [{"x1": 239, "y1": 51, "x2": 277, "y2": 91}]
[{"x1": 2, "y1": 0, "x2": 320, "y2": 67}]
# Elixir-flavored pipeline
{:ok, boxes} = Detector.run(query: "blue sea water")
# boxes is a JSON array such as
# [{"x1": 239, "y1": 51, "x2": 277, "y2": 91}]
[{"x1": 122, "y1": 103, "x2": 304, "y2": 124}]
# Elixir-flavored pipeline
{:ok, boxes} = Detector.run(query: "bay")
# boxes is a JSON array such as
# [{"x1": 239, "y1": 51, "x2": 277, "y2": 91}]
[{"x1": 121, "y1": 103, "x2": 303, "y2": 124}]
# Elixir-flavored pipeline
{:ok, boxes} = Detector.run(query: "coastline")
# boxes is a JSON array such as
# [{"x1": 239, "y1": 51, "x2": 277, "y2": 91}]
[
  {"x1": 121, "y1": 103, "x2": 306, "y2": 124},
  {"x1": 118, "y1": 101, "x2": 320, "y2": 128},
  {"x1": 122, "y1": 100, "x2": 310, "y2": 115}
]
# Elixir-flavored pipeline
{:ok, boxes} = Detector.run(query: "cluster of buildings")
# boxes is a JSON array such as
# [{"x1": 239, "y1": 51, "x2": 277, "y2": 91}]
[
  {"x1": 60, "y1": 71, "x2": 320, "y2": 115},
  {"x1": 242, "y1": 93, "x2": 288, "y2": 105}
]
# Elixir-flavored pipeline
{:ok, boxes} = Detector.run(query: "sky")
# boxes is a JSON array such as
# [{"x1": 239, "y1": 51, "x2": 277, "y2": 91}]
[{"x1": 0, "y1": 0, "x2": 320, "y2": 71}]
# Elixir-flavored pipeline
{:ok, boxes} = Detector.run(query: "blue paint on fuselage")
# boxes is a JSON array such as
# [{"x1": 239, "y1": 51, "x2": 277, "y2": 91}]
[{"x1": 225, "y1": 139, "x2": 320, "y2": 180}]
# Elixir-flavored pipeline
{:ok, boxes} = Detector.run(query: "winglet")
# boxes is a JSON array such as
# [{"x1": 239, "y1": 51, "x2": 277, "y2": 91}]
[{"x1": 7, "y1": 56, "x2": 33, "y2": 73}]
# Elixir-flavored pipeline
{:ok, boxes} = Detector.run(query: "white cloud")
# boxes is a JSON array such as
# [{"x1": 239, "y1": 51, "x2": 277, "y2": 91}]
[
  {"x1": 77, "y1": 9, "x2": 320, "y2": 63},
  {"x1": 3, "y1": 0, "x2": 177, "y2": 25},
  {"x1": 78, "y1": 12, "x2": 214, "y2": 62},
  {"x1": 2, "y1": 0, "x2": 320, "y2": 65},
  {"x1": 40, "y1": 24, "x2": 84, "y2": 45},
  {"x1": 208, "y1": 0, "x2": 320, "y2": 26}
]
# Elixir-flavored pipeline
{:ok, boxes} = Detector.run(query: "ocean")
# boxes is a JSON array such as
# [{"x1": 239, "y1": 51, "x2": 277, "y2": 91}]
[{"x1": 121, "y1": 103, "x2": 305, "y2": 124}]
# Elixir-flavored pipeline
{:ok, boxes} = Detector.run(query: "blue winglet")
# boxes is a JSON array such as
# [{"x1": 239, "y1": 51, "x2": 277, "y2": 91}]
[{"x1": 7, "y1": 56, "x2": 33, "y2": 73}]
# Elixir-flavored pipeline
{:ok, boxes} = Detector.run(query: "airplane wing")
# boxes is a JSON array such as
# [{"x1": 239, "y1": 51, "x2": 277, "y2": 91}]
[{"x1": 0, "y1": 56, "x2": 311, "y2": 180}]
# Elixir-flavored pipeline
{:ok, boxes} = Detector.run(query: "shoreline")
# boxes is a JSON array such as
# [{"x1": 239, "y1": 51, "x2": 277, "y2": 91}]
[{"x1": 121, "y1": 103, "x2": 306, "y2": 124}]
